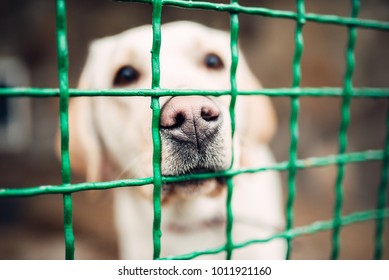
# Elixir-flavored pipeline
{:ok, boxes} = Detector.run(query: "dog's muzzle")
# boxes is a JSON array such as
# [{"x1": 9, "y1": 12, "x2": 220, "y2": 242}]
[{"x1": 159, "y1": 96, "x2": 229, "y2": 189}]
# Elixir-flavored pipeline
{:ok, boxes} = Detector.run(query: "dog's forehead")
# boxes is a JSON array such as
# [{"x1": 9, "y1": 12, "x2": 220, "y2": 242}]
[
  {"x1": 162, "y1": 21, "x2": 230, "y2": 49},
  {"x1": 113, "y1": 21, "x2": 231, "y2": 57}
]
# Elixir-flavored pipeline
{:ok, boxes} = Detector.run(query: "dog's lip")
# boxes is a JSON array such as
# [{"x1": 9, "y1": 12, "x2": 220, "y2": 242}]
[
  {"x1": 163, "y1": 167, "x2": 220, "y2": 177},
  {"x1": 162, "y1": 177, "x2": 225, "y2": 195},
  {"x1": 163, "y1": 176, "x2": 226, "y2": 190},
  {"x1": 161, "y1": 166, "x2": 225, "y2": 197},
  {"x1": 164, "y1": 179, "x2": 208, "y2": 188},
  {"x1": 187, "y1": 167, "x2": 217, "y2": 174}
]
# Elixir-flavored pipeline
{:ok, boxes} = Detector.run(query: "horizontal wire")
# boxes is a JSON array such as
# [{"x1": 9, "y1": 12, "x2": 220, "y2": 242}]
[
  {"x1": 0, "y1": 149, "x2": 384, "y2": 197},
  {"x1": 115, "y1": 0, "x2": 389, "y2": 31},
  {"x1": 1, "y1": 87, "x2": 389, "y2": 98},
  {"x1": 159, "y1": 207, "x2": 389, "y2": 260}
]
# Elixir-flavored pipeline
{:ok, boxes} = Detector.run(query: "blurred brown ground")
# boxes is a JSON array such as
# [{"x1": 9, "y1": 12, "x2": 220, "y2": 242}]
[{"x1": 0, "y1": 0, "x2": 388, "y2": 259}]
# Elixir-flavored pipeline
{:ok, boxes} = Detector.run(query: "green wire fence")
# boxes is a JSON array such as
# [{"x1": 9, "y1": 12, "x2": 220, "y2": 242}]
[{"x1": 0, "y1": 0, "x2": 389, "y2": 260}]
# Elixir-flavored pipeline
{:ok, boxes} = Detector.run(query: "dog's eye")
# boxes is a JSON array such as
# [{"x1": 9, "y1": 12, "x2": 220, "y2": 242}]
[
  {"x1": 204, "y1": 53, "x2": 224, "y2": 70},
  {"x1": 113, "y1": 66, "x2": 140, "y2": 86}
]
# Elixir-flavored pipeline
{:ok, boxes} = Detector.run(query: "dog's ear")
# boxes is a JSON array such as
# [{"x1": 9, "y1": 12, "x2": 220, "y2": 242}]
[
  {"x1": 55, "y1": 98, "x2": 105, "y2": 182},
  {"x1": 55, "y1": 38, "x2": 114, "y2": 182},
  {"x1": 236, "y1": 52, "x2": 277, "y2": 144}
]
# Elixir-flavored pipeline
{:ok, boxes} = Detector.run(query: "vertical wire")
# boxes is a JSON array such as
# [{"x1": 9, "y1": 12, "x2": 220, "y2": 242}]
[
  {"x1": 374, "y1": 103, "x2": 389, "y2": 259},
  {"x1": 225, "y1": 0, "x2": 240, "y2": 260},
  {"x1": 63, "y1": 194, "x2": 74, "y2": 259},
  {"x1": 331, "y1": 0, "x2": 359, "y2": 260},
  {"x1": 285, "y1": 0, "x2": 305, "y2": 260},
  {"x1": 56, "y1": 0, "x2": 74, "y2": 260},
  {"x1": 151, "y1": 0, "x2": 163, "y2": 260}
]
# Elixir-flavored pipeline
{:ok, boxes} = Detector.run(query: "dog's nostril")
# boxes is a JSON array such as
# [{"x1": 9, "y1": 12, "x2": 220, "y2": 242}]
[
  {"x1": 201, "y1": 107, "x2": 220, "y2": 122},
  {"x1": 174, "y1": 113, "x2": 186, "y2": 128},
  {"x1": 160, "y1": 110, "x2": 186, "y2": 129}
]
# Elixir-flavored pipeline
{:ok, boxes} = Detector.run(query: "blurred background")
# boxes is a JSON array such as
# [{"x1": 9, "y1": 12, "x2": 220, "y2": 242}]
[{"x1": 0, "y1": 0, "x2": 388, "y2": 259}]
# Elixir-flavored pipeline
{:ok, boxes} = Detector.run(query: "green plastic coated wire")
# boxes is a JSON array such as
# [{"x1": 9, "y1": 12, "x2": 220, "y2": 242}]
[
  {"x1": 151, "y1": 0, "x2": 163, "y2": 260},
  {"x1": 1, "y1": 0, "x2": 389, "y2": 260},
  {"x1": 56, "y1": 0, "x2": 74, "y2": 260},
  {"x1": 160, "y1": 208, "x2": 389, "y2": 260},
  {"x1": 116, "y1": 0, "x2": 389, "y2": 31},
  {"x1": 1, "y1": 87, "x2": 389, "y2": 98},
  {"x1": 223, "y1": 0, "x2": 240, "y2": 260},
  {"x1": 0, "y1": 150, "x2": 386, "y2": 197},
  {"x1": 285, "y1": 0, "x2": 305, "y2": 260},
  {"x1": 331, "y1": 0, "x2": 360, "y2": 260},
  {"x1": 374, "y1": 105, "x2": 389, "y2": 259}
]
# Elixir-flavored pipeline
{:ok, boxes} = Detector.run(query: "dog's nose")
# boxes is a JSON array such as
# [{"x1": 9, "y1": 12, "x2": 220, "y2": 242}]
[{"x1": 160, "y1": 96, "x2": 222, "y2": 146}]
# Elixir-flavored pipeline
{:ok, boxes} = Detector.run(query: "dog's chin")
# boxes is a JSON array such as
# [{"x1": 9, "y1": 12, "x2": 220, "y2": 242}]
[{"x1": 161, "y1": 177, "x2": 226, "y2": 203}]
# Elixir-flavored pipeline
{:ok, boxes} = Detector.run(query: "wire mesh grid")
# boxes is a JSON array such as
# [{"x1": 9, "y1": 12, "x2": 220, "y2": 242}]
[{"x1": 0, "y1": 0, "x2": 389, "y2": 260}]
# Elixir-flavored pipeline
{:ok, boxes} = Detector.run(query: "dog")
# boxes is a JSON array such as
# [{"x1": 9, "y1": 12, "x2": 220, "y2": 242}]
[{"x1": 62, "y1": 21, "x2": 286, "y2": 259}]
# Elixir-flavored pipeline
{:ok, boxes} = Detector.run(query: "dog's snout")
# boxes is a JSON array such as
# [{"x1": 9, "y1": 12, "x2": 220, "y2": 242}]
[{"x1": 160, "y1": 96, "x2": 221, "y2": 145}]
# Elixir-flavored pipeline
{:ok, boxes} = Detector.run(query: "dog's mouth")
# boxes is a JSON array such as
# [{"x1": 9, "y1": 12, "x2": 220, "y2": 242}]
[
  {"x1": 161, "y1": 178, "x2": 226, "y2": 203},
  {"x1": 161, "y1": 166, "x2": 227, "y2": 202}
]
